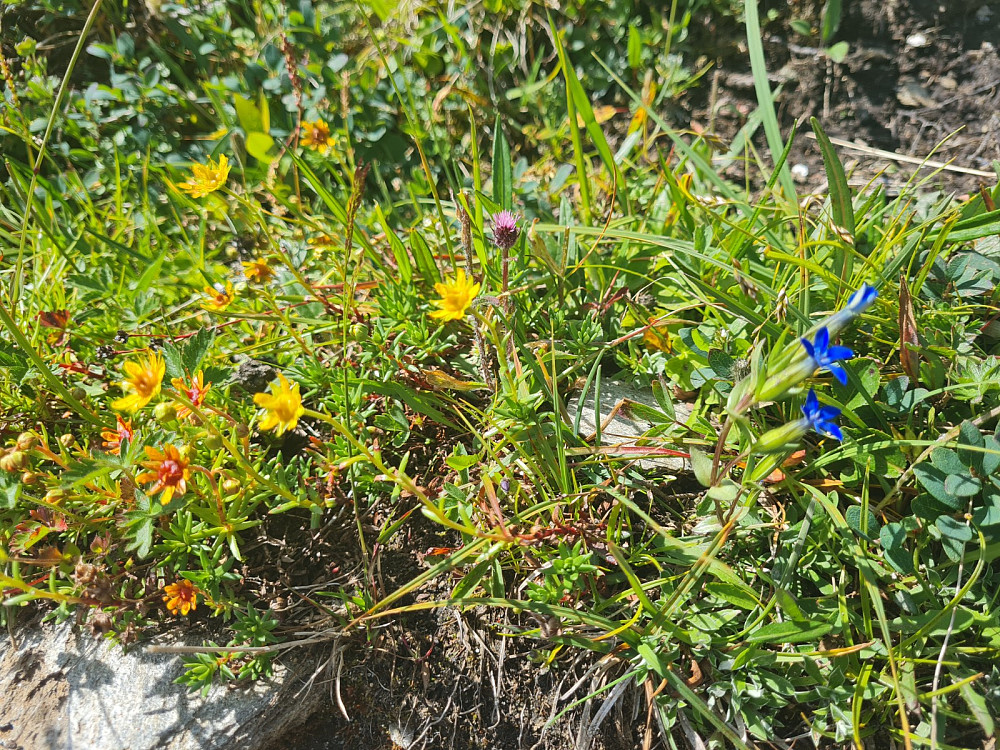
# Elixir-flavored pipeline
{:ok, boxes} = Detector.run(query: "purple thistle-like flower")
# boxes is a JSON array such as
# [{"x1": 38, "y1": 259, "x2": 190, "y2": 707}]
[{"x1": 491, "y1": 210, "x2": 520, "y2": 251}]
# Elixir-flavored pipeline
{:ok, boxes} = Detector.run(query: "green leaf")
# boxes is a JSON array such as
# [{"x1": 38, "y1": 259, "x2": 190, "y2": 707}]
[
  {"x1": 233, "y1": 93, "x2": 265, "y2": 133},
  {"x1": 846, "y1": 506, "x2": 881, "y2": 540},
  {"x1": 0, "y1": 473, "x2": 21, "y2": 509},
  {"x1": 161, "y1": 341, "x2": 185, "y2": 381},
  {"x1": 627, "y1": 26, "x2": 642, "y2": 69},
  {"x1": 958, "y1": 420, "x2": 984, "y2": 473},
  {"x1": 689, "y1": 447, "x2": 713, "y2": 487},
  {"x1": 183, "y1": 328, "x2": 215, "y2": 375},
  {"x1": 824, "y1": 41, "x2": 849, "y2": 63},
  {"x1": 491, "y1": 115, "x2": 512, "y2": 211},
  {"x1": 809, "y1": 117, "x2": 855, "y2": 235},
  {"x1": 246, "y1": 132, "x2": 276, "y2": 164},
  {"x1": 408, "y1": 230, "x2": 441, "y2": 284},
  {"x1": 446, "y1": 454, "x2": 479, "y2": 471},
  {"x1": 745, "y1": 619, "x2": 833, "y2": 644},
  {"x1": 705, "y1": 581, "x2": 760, "y2": 610},
  {"x1": 944, "y1": 472, "x2": 981, "y2": 498},
  {"x1": 744, "y1": 0, "x2": 797, "y2": 202},
  {"x1": 821, "y1": 0, "x2": 842, "y2": 41},
  {"x1": 913, "y1": 463, "x2": 963, "y2": 510},
  {"x1": 983, "y1": 435, "x2": 1000, "y2": 476},
  {"x1": 708, "y1": 349, "x2": 735, "y2": 379},
  {"x1": 880, "y1": 522, "x2": 913, "y2": 574},
  {"x1": 936, "y1": 516, "x2": 973, "y2": 562}
]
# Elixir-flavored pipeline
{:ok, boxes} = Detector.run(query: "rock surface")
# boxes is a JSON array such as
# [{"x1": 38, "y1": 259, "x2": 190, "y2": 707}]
[
  {"x1": 0, "y1": 620, "x2": 323, "y2": 750},
  {"x1": 568, "y1": 380, "x2": 692, "y2": 472}
]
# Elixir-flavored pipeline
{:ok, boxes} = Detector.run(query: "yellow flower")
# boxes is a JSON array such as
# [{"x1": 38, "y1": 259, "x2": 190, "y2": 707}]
[
  {"x1": 136, "y1": 444, "x2": 191, "y2": 505},
  {"x1": 177, "y1": 154, "x2": 231, "y2": 198},
  {"x1": 253, "y1": 372, "x2": 305, "y2": 436},
  {"x1": 112, "y1": 352, "x2": 165, "y2": 413},
  {"x1": 243, "y1": 259, "x2": 274, "y2": 284},
  {"x1": 100, "y1": 416, "x2": 134, "y2": 455},
  {"x1": 163, "y1": 579, "x2": 200, "y2": 616},
  {"x1": 170, "y1": 371, "x2": 211, "y2": 421},
  {"x1": 202, "y1": 282, "x2": 235, "y2": 312},
  {"x1": 301, "y1": 119, "x2": 333, "y2": 154},
  {"x1": 429, "y1": 269, "x2": 480, "y2": 322}
]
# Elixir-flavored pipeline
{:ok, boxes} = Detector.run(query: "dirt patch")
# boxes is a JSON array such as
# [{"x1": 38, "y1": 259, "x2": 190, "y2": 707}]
[
  {"x1": 259, "y1": 510, "x2": 648, "y2": 750},
  {"x1": 695, "y1": 0, "x2": 1000, "y2": 195}
]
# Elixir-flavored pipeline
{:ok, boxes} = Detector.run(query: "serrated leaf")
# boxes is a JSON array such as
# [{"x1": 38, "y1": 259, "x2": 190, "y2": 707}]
[
  {"x1": 708, "y1": 349, "x2": 734, "y2": 379},
  {"x1": 161, "y1": 341, "x2": 184, "y2": 380},
  {"x1": 183, "y1": 328, "x2": 216, "y2": 374}
]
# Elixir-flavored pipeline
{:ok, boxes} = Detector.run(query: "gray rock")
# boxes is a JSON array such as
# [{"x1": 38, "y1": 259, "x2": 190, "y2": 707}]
[
  {"x1": 567, "y1": 380, "x2": 691, "y2": 472},
  {"x1": 0, "y1": 620, "x2": 324, "y2": 750}
]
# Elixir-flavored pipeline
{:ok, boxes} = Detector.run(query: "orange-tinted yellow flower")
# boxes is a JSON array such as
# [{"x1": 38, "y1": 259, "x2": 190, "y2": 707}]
[
  {"x1": 429, "y1": 269, "x2": 480, "y2": 322},
  {"x1": 163, "y1": 579, "x2": 200, "y2": 616},
  {"x1": 202, "y1": 282, "x2": 235, "y2": 312},
  {"x1": 170, "y1": 371, "x2": 211, "y2": 421},
  {"x1": 253, "y1": 372, "x2": 305, "y2": 436},
  {"x1": 243, "y1": 259, "x2": 274, "y2": 284},
  {"x1": 136, "y1": 444, "x2": 191, "y2": 505},
  {"x1": 112, "y1": 352, "x2": 165, "y2": 413},
  {"x1": 177, "y1": 154, "x2": 230, "y2": 198},
  {"x1": 301, "y1": 119, "x2": 333, "y2": 154},
  {"x1": 101, "y1": 416, "x2": 134, "y2": 455}
]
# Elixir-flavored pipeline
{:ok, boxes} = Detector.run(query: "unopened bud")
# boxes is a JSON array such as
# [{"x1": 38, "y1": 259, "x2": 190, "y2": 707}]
[
  {"x1": 45, "y1": 488, "x2": 66, "y2": 503},
  {"x1": 16, "y1": 433, "x2": 37, "y2": 450},
  {"x1": 70, "y1": 387, "x2": 87, "y2": 402},
  {"x1": 203, "y1": 433, "x2": 223, "y2": 451},
  {"x1": 235, "y1": 424, "x2": 250, "y2": 439},
  {"x1": 59, "y1": 434, "x2": 75, "y2": 449},
  {"x1": 753, "y1": 419, "x2": 809, "y2": 455},
  {"x1": 21, "y1": 471, "x2": 40, "y2": 485},
  {"x1": 1, "y1": 451, "x2": 29, "y2": 472},
  {"x1": 154, "y1": 403, "x2": 177, "y2": 423},
  {"x1": 221, "y1": 478, "x2": 240, "y2": 495}
]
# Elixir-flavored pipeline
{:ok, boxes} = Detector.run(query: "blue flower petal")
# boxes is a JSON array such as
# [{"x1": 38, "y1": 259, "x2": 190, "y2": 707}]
[
  {"x1": 826, "y1": 345, "x2": 854, "y2": 362},
  {"x1": 800, "y1": 337, "x2": 815, "y2": 359},
  {"x1": 818, "y1": 422, "x2": 844, "y2": 441},
  {"x1": 814, "y1": 327, "x2": 830, "y2": 350},
  {"x1": 829, "y1": 363, "x2": 849, "y2": 385}
]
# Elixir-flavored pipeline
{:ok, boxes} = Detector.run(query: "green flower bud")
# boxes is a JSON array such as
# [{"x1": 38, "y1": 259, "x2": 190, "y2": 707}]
[
  {"x1": 753, "y1": 419, "x2": 809, "y2": 455},
  {"x1": 154, "y1": 402, "x2": 177, "y2": 423}
]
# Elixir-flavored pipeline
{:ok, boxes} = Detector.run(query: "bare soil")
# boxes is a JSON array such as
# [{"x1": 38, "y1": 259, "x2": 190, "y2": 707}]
[{"x1": 697, "y1": 0, "x2": 1000, "y2": 196}]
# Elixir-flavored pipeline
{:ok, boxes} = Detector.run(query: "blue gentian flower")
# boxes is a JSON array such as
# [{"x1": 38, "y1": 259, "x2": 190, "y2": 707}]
[
  {"x1": 800, "y1": 327, "x2": 853, "y2": 385},
  {"x1": 846, "y1": 283, "x2": 878, "y2": 315},
  {"x1": 823, "y1": 283, "x2": 878, "y2": 338},
  {"x1": 801, "y1": 388, "x2": 843, "y2": 441}
]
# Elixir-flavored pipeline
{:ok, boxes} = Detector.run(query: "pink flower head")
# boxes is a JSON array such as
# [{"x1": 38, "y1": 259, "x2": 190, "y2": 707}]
[{"x1": 491, "y1": 210, "x2": 520, "y2": 251}]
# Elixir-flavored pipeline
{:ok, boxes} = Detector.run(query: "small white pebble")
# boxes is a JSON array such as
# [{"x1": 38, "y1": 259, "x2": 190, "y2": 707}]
[
  {"x1": 791, "y1": 163, "x2": 810, "y2": 183},
  {"x1": 906, "y1": 32, "x2": 930, "y2": 48},
  {"x1": 977, "y1": 5, "x2": 992, "y2": 22}
]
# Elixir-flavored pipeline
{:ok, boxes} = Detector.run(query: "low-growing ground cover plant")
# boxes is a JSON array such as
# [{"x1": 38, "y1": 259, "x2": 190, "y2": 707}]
[{"x1": 2, "y1": 0, "x2": 1000, "y2": 747}]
